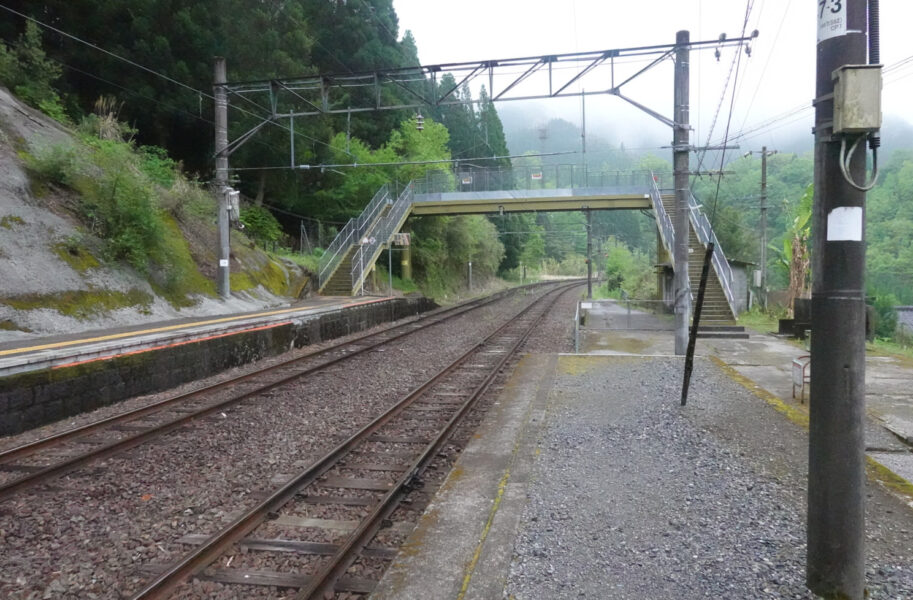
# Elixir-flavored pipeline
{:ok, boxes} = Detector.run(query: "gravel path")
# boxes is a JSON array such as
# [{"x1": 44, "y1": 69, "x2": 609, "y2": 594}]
[
  {"x1": 506, "y1": 356, "x2": 913, "y2": 599},
  {"x1": 0, "y1": 286, "x2": 551, "y2": 599}
]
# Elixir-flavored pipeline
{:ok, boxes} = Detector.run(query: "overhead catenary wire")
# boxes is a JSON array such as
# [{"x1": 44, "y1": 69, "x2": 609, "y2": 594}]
[
  {"x1": 228, "y1": 150, "x2": 579, "y2": 172},
  {"x1": 707, "y1": 0, "x2": 755, "y2": 227}
]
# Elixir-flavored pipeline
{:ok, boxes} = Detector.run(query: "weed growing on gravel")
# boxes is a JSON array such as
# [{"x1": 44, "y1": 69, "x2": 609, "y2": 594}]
[
  {"x1": 52, "y1": 237, "x2": 100, "y2": 272},
  {"x1": 0, "y1": 215, "x2": 25, "y2": 229}
]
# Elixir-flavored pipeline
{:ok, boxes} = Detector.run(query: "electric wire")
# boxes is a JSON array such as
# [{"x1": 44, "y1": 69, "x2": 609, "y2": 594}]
[
  {"x1": 707, "y1": 0, "x2": 754, "y2": 227},
  {"x1": 228, "y1": 150, "x2": 578, "y2": 172},
  {"x1": 736, "y1": 0, "x2": 792, "y2": 140}
]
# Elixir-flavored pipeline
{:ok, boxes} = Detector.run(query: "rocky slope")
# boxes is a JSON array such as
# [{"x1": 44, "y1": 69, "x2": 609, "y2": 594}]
[{"x1": 0, "y1": 87, "x2": 307, "y2": 342}]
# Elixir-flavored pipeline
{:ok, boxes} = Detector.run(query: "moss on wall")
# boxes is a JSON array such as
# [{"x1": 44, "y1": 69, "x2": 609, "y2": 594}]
[{"x1": 3, "y1": 287, "x2": 154, "y2": 319}]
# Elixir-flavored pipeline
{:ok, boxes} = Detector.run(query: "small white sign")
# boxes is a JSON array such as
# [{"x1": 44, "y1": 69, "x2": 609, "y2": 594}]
[
  {"x1": 461, "y1": 176, "x2": 473, "y2": 185},
  {"x1": 817, "y1": 0, "x2": 847, "y2": 43},
  {"x1": 531, "y1": 172, "x2": 543, "y2": 180},
  {"x1": 826, "y1": 206, "x2": 863, "y2": 241},
  {"x1": 219, "y1": 259, "x2": 229, "y2": 267},
  {"x1": 581, "y1": 302, "x2": 593, "y2": 309}
]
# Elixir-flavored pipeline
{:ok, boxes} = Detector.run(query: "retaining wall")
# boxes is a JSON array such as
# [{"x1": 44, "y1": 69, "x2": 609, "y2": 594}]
[{"x1": 0, "y1": 297, "x2": 436, "y2": 436}]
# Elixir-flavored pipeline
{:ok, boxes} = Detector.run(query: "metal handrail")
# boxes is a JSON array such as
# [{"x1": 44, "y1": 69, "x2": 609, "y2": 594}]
[
  {"x1": 318, "y1": 218, "x2": 357, "y2": 287},
  {"x1": 413, "y1": 166, "x2": 666, "y2": 195},
  {"x1": 318, "y1": 184, "x2": 392, "y2": 288},
  {"x1": 687, "y1": 193, "x2": 737, "y2": 315},
  {"x1": 352, "y1": 183, "x2": 414, "y2": 294},
  {"x1": 648, "y1": 174, "x2": 675, "y2": 255},
  {"x1": 356, "y1": 183, "x2": 392, "y2": 232}
]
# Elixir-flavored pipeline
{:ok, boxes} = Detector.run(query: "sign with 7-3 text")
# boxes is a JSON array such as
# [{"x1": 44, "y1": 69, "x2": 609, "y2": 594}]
[{"x1": 817, "y1": 0, "x2": 846, "y2": 43}]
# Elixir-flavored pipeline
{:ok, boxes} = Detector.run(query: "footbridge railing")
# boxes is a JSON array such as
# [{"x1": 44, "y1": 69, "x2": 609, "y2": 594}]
[
  {"x1": 648, "y1": 177, "x2": 736, "y2": 317},
  {"x1": 351, "y1": 182, "x2": 414, "y2": 294},
  {"x1": 648, "y1": 174, "x2": 674, "y2": 254},
  {"x1": 688, "y1": 193, "x2": 736, "y2": 315},
  {"x1": 318, "y1": 183, "x2": 392, "y2": 288},
  {"x1": 413, "y1": 166, "x2": 668, "y2": 195}
]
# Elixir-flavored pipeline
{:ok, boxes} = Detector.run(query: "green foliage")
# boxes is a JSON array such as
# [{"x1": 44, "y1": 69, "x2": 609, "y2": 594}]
[
  {"x1": 22, "y1": 143, "x2": 81, "y2": 186},
  {"x1": 0, "y1": 215, "x2": 25, "y2": 229},
  {"x1": 138, "y1": 145, "x2": 177, "y2": 188},
  {"x1": 70, "y1": 138, "x2": 163, "y2": 271},
  {"x1": 872, "y1": 293, "x2": 899, "y2": 339},
  {"x1": 866, "y1": 150, "x2": 913, "y2": 303},
  {"x1": 0, "y1": 22, "x2": 66, "y2": 120},
  {"x1": 603, "y1": 237, "x2": 655, "y2": 299},
  {"x1": 240, "y1": 205, "x2": 283, "y2": 245},
  {"x1": 412, "y1": 214, "x2": 504, "y2": 298},
  {"x1": 21, "y1": 115, "x2": 230, "y2": 305},
  {"x1": 737, "y1": 306, "x2": 785, "y2": 333}
]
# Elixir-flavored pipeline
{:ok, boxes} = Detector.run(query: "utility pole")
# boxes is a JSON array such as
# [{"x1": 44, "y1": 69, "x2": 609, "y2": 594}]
[
  {"x1": 673, "y1": 31, "x2": 690, "y2": 355},
  {"x1": 759, "y1": 146, "x2": 770, "y2": 308},
  {"x1": 745, "y1": 147, "x2": 777, "y2": 307},
  {"x1": 586, "y1": 209, "x2": 593, "y2": 298},
  {"x1": 581, "y1": 89, "x2": 587, "y2": 185},
  {"x1": 808, "y1": 1, "x2": 878, "y2": 598},
  {"x1": 213, "y1": 58, "x2": 231, "y2": 299}
]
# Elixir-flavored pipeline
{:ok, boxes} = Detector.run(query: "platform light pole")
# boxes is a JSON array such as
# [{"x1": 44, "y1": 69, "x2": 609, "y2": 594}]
[{"x1": 673, "y1": 30, "x2": 690, "y2": 355}]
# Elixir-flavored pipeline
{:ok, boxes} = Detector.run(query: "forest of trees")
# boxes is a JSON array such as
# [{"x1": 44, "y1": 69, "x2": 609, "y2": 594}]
[{"x1": 2, "y1": 1, "x2": 911, "y2": 320}]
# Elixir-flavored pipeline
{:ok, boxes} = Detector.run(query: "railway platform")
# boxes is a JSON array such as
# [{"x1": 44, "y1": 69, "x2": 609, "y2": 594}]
[
  {"x1": 0, "y1": 295, "x2": 389, "y2": 376},
  {"x1": 0, "y1": 294, "x2": 437, "y2": 436},
  {"x1": 372, "y1": 324, "x2": 913, "y2": 598}
]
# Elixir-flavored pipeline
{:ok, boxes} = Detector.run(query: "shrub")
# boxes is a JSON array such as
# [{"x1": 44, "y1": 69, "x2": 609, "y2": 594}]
[
  {"x1": 22, "y1": 143, "x2": 81, "y2": 186},
  {"x1": 240, "y1": 205, "x2": 283, "y2": 246},
  {"x1": 139, "y1": 145, "x2": 177, "y2": 188},
  {"x1": 873, "y1": 293, "x2": 899, "y2": 339}
]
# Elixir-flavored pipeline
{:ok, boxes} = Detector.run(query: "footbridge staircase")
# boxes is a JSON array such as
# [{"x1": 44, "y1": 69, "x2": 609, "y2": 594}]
[{"x1": 317, "y1": 167, "x2": 739, "y2": 325}]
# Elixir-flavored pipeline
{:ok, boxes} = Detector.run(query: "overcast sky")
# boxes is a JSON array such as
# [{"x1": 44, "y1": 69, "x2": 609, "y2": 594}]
[{"x1": 392, "y1": 0, "x2": 913, "y2": 153}]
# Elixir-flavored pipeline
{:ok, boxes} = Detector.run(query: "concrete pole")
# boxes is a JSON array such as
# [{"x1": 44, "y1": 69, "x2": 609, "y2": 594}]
[
  {"x1": 214, "y1": 57, "x2": 231, "y2": 299},
  {"x1": 673, "y1": 31, "x2": 690, "y2": 355},
  {"x1": 468, "y1": 261, "x2": 473, "y2": 292},
  {"x1": 388, "y1": 244, "x2": 393, "y2": 295},
  {"x1": 760, "y1": 146, "x2": 768, "y2": 308},
  {"x1": 586, "y1": 209, "x2": 593, "y2": 299},
  {"x1": 807, "y1": 1, "x2": 868, "y2": 598},
  {"x1": 400, "y1": 239, "x2": 412, "y2": 281}
]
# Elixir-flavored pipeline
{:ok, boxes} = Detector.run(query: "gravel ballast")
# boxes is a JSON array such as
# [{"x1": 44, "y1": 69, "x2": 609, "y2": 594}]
[
  {"x1": 0, "y1": 286, "x2": 554, "y2": 599},
  {"x1": 506, "y1": 356, "x2": 913, "y2": 599}
]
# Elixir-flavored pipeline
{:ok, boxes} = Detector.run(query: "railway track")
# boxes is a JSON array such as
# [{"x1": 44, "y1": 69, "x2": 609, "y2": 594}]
[
  {"x1": 132, "y1": 281, "x2": 580, "y2": 599},
  {"x1": 0, "y1": 283, "x2": 557, "y2": 502}
]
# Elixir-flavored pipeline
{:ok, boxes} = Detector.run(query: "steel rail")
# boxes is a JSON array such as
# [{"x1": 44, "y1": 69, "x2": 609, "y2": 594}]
[
  {"x1": 0, "y1": 283, "x2": 552, "y2": 502},
  {"x1": 131, "y1": 281, "x2": 581, "y2": 599},
  {"x1": 298, "y1": 282, "x2": 577, "y2": 599}
]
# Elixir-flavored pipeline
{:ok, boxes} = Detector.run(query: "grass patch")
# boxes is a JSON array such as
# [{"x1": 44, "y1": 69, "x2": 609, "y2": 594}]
[
  {"x1": 0, "y1": 319, "x2": 30, "y2": 332},
  {"x1": 0, "y1": 215, "x2": 25, "y2": 229},
  {"x1": 866, "y1": 456, "x2": 913, "y2": 504},
  {"x1": 737, "y1": 307, "x2": 781, "y2": 334},
  {"x1": 4, "y1": 288, "x2": 154, "y2": 320},
  {"x1": 148, "y1": 216, "x2": 215, "y2": 307},
  {"x1": 867, "y1": 339, "x2": 913, "y2": 365},
  {"x1": 709, "y1": 355, "x2": 810, "y2": 429},
  {"x1": 52, "y1": 237, "x2": 100, "y2": 272},
  {"x1": 278, "y1": 249, "x2": 321, "y2": 273}
]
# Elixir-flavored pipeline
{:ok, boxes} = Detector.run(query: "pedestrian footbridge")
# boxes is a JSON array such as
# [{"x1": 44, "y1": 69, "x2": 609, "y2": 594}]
[{"x1": 316, "y1": 167, "x2": 738, "y2": 324}]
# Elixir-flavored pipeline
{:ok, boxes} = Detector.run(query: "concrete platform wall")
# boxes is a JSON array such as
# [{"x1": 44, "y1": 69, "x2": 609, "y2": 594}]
[{"x1": 0, "y1": 297, "x2": 435, "y2": 436}]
